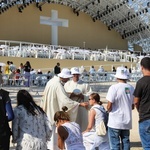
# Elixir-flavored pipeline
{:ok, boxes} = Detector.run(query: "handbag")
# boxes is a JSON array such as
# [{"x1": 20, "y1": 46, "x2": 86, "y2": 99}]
[
  {"x1": 94, "y1": 106, "x2": 108, "y2": 136},
  {"x1": 96, "y1": 120, "x2": 107, "y2": 136}
]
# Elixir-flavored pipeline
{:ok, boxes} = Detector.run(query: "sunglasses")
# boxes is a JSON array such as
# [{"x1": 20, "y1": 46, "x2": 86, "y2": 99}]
[{"x1": 89, "y1": 98, "x2": 93, "y2": 101}]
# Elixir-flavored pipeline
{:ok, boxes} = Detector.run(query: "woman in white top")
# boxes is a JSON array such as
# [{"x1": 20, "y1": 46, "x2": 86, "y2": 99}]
[
  {"x1": 12, "y1": 90, "x2": 52, "y2": 150},
  {"x1": 54, "y1": 106, "x2": 85, "y2": 150},
  {"x1": 83, "y1": 93, "x2": 110, "y2": 150}
]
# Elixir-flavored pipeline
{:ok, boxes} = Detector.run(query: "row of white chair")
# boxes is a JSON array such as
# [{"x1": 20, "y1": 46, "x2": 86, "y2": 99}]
[{"x1": 1, "y1": 72, "x2": 142, "y2": 88}]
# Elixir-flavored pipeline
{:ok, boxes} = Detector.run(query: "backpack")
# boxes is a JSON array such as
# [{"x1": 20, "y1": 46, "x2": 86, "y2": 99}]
[{"x1": 94, "y1": 106, "x2": 109, "y2": 136}]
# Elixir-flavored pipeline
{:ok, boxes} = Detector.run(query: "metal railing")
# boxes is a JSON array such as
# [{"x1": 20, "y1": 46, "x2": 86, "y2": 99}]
[{"x1": 0, "y1": 72, "x2": 142, "y2": 86}]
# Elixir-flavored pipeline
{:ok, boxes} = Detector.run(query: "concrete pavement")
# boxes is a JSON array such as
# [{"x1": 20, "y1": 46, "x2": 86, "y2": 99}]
[{"x1": 3, "y1": 82, "x2": 143, "y2": 150}]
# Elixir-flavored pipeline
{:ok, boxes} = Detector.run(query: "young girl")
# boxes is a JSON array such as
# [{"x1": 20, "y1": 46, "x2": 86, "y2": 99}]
[
  {"x1": 83, "y1": 93, "x2": 110, "y2": 150},
  {"x1": 54, "y1": 106, "x2": 85, "y2": 150},
  {"x1": 12, "y1": 90, "x2": 52, "y2": 150}
]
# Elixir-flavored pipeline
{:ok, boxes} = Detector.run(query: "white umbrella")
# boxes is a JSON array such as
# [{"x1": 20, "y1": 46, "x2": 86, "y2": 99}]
[{"x1": 0, "y1": 62, "x2": 6, "y2": 66}]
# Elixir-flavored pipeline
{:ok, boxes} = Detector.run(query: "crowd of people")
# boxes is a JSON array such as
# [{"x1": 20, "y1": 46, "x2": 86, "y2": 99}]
[
  {"x1": 0, "y1": 57, "x2": 150, "y2": 150},
  {"x1": 0, "y1": 60, "x2": 142, "y2": 88},
  {"x1": 0, "y1": 61, "x2": 33, "y2": 87},
  {"x1": 0, "y1": 60, "x2": 54, "y2": 87}
]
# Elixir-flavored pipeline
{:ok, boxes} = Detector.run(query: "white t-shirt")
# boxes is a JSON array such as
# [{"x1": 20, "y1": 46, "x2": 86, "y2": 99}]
[{"x1": 106, "y1": 82, "x2": 134, "y2": 130}]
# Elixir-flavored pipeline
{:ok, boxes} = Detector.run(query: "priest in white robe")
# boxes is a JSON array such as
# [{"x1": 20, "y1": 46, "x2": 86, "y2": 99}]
[
  {"x1": 64, "y1": 67, "x2": 92, "y2": 131},
  {"x1": 41, "y1": 68, "x2": 88, "y2": 150}
]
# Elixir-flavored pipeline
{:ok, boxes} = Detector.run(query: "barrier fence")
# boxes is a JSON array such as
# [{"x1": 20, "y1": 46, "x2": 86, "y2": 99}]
[{"x1": 0, "y1": 72, "x2": 142, "y2": 93}]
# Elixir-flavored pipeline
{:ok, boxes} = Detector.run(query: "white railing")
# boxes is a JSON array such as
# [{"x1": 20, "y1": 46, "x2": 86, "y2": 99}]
[
  {"x1": 0, "y1": 40, "x2": 143, "y2": 62},
  {"x1": 1, "y1": 72, "x2": 142, "y2": 87}
]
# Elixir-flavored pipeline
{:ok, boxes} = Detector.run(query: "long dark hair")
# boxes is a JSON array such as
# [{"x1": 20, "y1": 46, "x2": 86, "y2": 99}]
[
  {"x1": 54, "y1": 106, "x2": 70, "y2": 123},
  {"x1": 17, "y1": 89, "x2": 45, "y2": 115},
  {"x1": 24, "y1": 61, "x2": 31, "y2": 69}
]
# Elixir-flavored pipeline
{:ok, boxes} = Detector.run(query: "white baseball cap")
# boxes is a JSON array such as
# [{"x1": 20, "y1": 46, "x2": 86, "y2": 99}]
[
  {"x1": 58, "y1": 68, "x2": 73, "y2": 78},
  {"x1": 114, "y1": 67, "x2": 128, "y2": 79},
  {"x1": 71, "y1": 67, "x2": 81, "y2": 75}
]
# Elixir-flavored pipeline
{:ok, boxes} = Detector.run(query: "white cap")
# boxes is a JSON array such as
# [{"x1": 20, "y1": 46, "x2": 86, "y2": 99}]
[
  {"x1": 58, "y1": 68, "x2": 73, "y2": 78},
  {"x1": 114, "y1": 67, "x2": 128, "y2": 79},
  {"x1": 71, "y1": 67, "x2": 81, "y2": 75}
]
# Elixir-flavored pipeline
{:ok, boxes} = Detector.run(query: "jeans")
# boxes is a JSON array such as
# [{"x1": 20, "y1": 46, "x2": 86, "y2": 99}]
[
  {"x1": 108, "y1": 127, "x2": 130, "y2": 150},
  {"x1": 24, "y1": 72, "x2": 30, "y2": 87},
  {"x1": 139, "y1": 119, "x2": 150, "y2": 149}
]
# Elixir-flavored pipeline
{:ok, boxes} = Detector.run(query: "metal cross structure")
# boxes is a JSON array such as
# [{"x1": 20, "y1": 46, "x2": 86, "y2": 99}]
[{"x1": 40, "y1": 10, "x2": 68, "y2": 45}]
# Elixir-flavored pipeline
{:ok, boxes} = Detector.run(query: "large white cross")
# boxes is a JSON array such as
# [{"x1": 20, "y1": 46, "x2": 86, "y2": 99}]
[{"x1": 40, "y1": 10, "x2": 69, "y2": 45}]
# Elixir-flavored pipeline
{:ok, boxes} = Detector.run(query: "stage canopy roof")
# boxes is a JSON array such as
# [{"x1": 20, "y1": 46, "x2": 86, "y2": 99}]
[{"x1": 0, "y1": 0, "x2": 150, "y2": 52}]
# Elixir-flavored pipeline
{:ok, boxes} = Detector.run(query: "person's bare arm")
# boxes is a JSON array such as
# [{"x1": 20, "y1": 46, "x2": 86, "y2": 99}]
[
  {"x1": 83, "y1": 109, "x2": 95, "y2": 133},
  {"x1": 79, "y1": 102, "x2": 89, "y2": 109},
  {"x1": 107, "y1": 101, "x2": 112, "y2": 112},
  {"x1": 57, "y1": 126, "x2": 68, "y2": 149},
  {"x1": 57, "y1": 133, "x2": 65, "y2": 149},
  {"x1": 134, "y1": 97, "x2": 140, "y2": 112}
]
